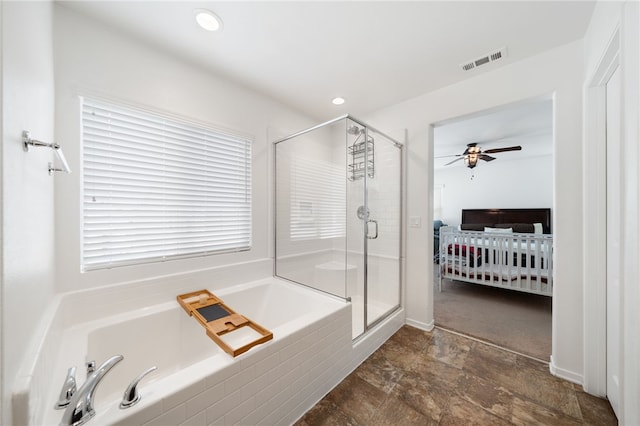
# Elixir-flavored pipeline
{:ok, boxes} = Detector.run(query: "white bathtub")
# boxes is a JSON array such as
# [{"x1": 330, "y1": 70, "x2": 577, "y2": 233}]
[{"x1": 39, "y1": 278, "x2": 353, "y2": 426}]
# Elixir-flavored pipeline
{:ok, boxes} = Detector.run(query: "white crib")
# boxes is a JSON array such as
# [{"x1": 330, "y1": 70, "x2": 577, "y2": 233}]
[{"x1": 439, "y1": 226, "x2": 553, "y2": 296}]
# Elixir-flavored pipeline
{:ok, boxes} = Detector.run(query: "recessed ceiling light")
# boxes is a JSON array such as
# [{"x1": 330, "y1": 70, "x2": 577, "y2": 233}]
[
  {"x1": 195, "y1": 9, "x2": 223, "y2": 32},
  {"x1": 332, "y1": 97, "x2": 345, "y2": 105}
]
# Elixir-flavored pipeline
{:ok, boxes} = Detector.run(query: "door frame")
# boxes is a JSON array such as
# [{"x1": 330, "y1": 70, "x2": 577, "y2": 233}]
[
  {"x1": 582, "y1": 27, "x2": 619, "y2": 397},
  {"x1": 584, "y1": 7, "x2": 640, "y2": 423}
]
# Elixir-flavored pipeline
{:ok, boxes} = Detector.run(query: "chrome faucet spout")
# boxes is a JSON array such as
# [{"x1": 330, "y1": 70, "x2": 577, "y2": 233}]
[{"x1": 59, "y1": 355, "x2": 123, "y2": 426}]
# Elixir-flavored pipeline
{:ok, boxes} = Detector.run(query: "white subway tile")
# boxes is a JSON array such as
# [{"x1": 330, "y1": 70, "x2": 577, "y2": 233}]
[
  {"x1": 252, "y1": 351, "x2": 280, "y2": 378},
  {"x1": 262, "y1": 389, "x2": 289, "y2": 422},
  {"x1": 224, "y1": 396, "x2": 255, "y2": 425},
  {"x1": 204, "y1": 388, "x2": 242, "y2": 424},
  {"x1": 253, "y1": 373, "x2": 284, "y2": 408},
  {"x1": 163, "y1": 377, "x2": 207, "y2": 412},
  {"x1": 110, "y1": 398, "x2": 164, "y2": 426},
  {"x1": 186, "y1": 382, "x2": 225, "y2": 418},
  {"x1": 206, "y1": 416, "x2": 225, "y2": 426},
  {"x1": 237, "y1": 406, "x2": 268, "y2": 426},
  {"x1": 179, "y1": 409, "x2": 206, "y2": 426},
  {"x1": 204, "y1": 399, "x2": 227, "y2": 425},
  {"x1": 143, "y1": 403, "x2": 186, "y2": 426},
  {"x1": 205, "y1": 358, "x2": 245, "y2": 388},
  {"x1": 256, "y1": 409, "x2": 281, "y2": 426},
  {"x1": 224, "y1": 363, "x2": 255, "y2": 394}
]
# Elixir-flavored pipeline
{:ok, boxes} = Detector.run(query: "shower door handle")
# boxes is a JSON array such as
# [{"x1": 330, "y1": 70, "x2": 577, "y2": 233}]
[{"x1": 366, "y1": 219, "x2": 378, "y2": 239}]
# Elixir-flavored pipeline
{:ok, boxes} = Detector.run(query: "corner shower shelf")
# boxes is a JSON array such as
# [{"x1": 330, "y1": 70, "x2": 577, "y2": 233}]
[
  {"x1": 177, "y1": 290, "x2": 273, "y2": 357},
  {"x1": 348, "y1": 138, "x2": 374, "y2": 181}
]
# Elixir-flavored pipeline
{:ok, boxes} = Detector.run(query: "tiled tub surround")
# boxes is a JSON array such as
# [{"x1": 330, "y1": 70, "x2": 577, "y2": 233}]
[
  {"x1": 47, "y1": 278, "x2": 353, "y2": 426},
  {"x1": 16, "y1": 271, "x2": 403, "y2": 426}
]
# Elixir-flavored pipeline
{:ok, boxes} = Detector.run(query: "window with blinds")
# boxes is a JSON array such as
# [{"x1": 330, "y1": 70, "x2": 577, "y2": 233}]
[
  {"x1": 289, "y1": 156, "x2": 345, "y2": 240},
  {"x1": 81, "y1": 98, "x2": 252, "y2": 271}
]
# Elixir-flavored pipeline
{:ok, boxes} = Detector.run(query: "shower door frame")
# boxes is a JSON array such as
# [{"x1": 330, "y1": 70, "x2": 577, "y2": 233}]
[
  {"x1": 358, "y1": 119, "x2": 403, "y2": 336},
  {"x1": 272, "y1": 114, "x2": 404, "y2": 338}
]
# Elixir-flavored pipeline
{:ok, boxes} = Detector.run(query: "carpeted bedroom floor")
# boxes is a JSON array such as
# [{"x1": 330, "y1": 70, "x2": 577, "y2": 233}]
[{"x1": 434, "y1": 272, "x2": 552, "y2": 361}]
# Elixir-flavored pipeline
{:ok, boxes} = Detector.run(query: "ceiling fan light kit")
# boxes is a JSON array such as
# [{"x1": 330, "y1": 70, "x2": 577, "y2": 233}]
[
  {"x1": 464, "y1": 145, "x2": 481, "y2": 168},
  {"x1": 442, "y1": 142, "x2": 522, "y2": 169}
]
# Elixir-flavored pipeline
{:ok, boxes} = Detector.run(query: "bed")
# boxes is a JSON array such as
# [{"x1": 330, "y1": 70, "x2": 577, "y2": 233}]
[{"x1": 439, "y1": 208, "x2": 553, "y2": 296}]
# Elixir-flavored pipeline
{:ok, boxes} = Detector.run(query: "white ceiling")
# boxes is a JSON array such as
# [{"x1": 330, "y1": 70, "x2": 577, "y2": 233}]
[
  {"x1": 58, "y1": 1, "x2": 596, "y2": 121},
  {"x1": 433, "y1": 97, "x2": 553, "y2": 169}
]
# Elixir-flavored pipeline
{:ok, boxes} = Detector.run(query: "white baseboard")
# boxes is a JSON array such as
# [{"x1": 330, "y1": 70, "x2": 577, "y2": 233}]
[
  {"x1": 406, "y1": 318, "x2": 435, "y2": 331},
  {"x1": 549, "y1": 355, "x2": 584, "y2": 386}
]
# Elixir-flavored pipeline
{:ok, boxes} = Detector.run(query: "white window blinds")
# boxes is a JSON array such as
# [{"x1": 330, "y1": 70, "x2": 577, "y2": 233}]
[
  {"x1": 290, "y1": 156, "x2": 345, "y2": 240},
  {"x1": 81, "y1": 98, "x2": 252, "y2": 271}
]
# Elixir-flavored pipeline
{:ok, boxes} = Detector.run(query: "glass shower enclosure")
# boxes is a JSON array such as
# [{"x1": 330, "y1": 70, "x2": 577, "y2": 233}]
[{"x1": 274, "y1": 115, "x2": 402, "y2": 339}]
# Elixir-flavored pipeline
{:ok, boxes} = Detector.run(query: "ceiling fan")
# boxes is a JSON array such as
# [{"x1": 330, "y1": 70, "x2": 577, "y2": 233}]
[{"x1": 440, "y1": 142, "x2": 522, "y2": 169}]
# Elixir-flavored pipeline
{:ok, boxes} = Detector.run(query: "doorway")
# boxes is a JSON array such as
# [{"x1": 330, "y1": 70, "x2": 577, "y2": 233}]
[
  {"x1": 582, "y1": 25, "x2": 625, "y2": 421},
  {"x1": 431, "y1": 97, "x2": 554, "y2": 360}
]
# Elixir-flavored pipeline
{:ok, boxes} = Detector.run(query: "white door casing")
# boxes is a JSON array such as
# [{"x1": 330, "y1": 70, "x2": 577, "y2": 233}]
[{"x1": 605, "y1": 65, "x2": 621, "y2": 419}]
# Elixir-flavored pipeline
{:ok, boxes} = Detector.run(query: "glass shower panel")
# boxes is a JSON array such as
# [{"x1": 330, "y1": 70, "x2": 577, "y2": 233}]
[
  {"x1": 274, "y1": 115, "x2": 403, "y2": 340},
  {"x1": 274, "y1": 120, "x2": 349, "y2": 299},
  {"x1": 364, "y1": 129, "x2": 402, "y2": 327},
  {"x1": 346, "y1": 118, "x2": 367, "y2": 338}
]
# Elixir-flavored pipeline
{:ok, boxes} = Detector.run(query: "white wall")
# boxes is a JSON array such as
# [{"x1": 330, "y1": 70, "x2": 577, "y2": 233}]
[
  {"x1": 1, "y1": 2, "x2": 56, "y2": 424},
  {"x1": 1, "y1": 3, "x2": 4, "y2": 421},
  {"x1": 53, "y1": 4, "x2": 314, "y2": 293},
  {"x1": 434, "y1": 153, "x2": 553, "y2": 227},
  {"x1": 1, "y1": 4, "x2": 316, "y2": 423},
  {"x1": 367, "y1": 40, "x2": 585, "y2": 380}
]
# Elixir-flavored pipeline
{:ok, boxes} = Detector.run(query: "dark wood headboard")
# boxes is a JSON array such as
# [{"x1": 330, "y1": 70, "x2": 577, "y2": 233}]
[{"x1": 462, "y1": 208, "x2": 552, "y2": 234}]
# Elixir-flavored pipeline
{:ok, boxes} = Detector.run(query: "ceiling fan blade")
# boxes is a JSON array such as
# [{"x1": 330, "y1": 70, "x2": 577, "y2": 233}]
[
  {"x1": 444, "y1": 157, "x2": 464, "y2": 166},
  {"x1": 483, "y1": 145, "x2": 522, "y2": 154},
  {"x1": 434, "y1": 154, "x2": 463, "y2": 159},
  {"x1": 480, "y1": 154, "x2": 496, "y2": 162}
]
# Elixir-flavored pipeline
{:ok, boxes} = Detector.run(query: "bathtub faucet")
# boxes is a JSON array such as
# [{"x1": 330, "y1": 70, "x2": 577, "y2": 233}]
[
  {"x1": 59, "y1": 354, "x2": 124, "y2": 426},
  {"x1": 54, "y1": 367, "x2": 77, "y2": 409}
]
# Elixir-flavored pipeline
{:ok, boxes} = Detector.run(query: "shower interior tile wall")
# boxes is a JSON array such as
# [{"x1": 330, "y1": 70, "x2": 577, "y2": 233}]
[
  {"x1": 346, "y1": 141, "x2": 401, "y2": 253},
  {"x1": 346, "y1": 136, "x2": 401, "y2": 307}
]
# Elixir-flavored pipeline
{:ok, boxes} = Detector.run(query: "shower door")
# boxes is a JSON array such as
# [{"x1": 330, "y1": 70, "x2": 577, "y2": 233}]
[
  {"x1": 362, "y1": 127, "x2": 402, "y2": 331},
  {"x1": 347, "y1": 119, "x2": 402, "y2": 339}
]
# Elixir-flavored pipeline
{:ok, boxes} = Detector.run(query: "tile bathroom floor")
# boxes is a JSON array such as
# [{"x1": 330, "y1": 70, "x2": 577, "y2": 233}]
[{"x1": 295, "y1": 326, "x2": 617, "y2": 426}]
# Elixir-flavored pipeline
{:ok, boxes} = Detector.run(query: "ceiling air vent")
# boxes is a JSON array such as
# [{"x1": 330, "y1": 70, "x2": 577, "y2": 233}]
[
  {"x1": 461, "y1": 61, "x2": 476, "y2": 71},
  {"x1": 460, "y1": 47, "x2": 508, "y2": 72}
]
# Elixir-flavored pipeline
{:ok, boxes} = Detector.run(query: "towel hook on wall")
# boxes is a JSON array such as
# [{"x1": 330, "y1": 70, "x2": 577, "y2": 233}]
[{"x1": 22, "y1": 130, "x2": 72, "y2": 175}]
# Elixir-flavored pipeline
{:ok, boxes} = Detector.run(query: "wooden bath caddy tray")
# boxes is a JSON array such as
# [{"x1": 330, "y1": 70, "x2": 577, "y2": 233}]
[{"x1": 177, "y1": 290, "x2": 273, "y2": 357}]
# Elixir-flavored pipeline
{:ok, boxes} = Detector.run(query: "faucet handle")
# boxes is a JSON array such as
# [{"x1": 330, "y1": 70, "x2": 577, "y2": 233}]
[
  {"x1": 60, "y1": 355, "x2": 124, "y2": 426},
  {"x1": 120, "y1": 366, "x2": 157, "y2": 409},
  {"x1": 54, "y1": 367, "x2": 77, "y2": 409}
]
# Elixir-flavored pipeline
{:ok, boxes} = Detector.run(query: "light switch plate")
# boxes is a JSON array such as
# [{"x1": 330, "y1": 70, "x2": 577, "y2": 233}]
[{"x1": 410, "y1": 216, "x2": 421, "y2": 228}]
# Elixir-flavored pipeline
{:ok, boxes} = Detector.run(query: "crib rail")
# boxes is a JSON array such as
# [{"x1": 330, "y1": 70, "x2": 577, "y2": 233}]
[{"x1": 439, "y1": 226, "x2": 553, "y2": 296}]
